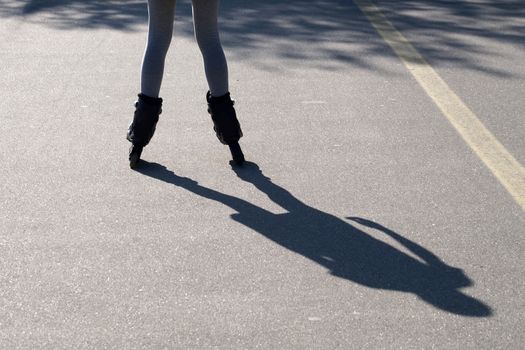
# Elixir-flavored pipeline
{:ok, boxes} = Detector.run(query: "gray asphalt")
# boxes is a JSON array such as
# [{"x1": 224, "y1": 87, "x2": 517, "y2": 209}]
[{"x1": 1, "y1": 0, "x2": 524, "y2": 349}]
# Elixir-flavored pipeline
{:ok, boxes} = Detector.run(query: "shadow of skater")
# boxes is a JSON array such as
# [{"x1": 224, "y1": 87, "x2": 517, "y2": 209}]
[{"x1": 136, "y1": 161, "x2": 491, "y2": 317}]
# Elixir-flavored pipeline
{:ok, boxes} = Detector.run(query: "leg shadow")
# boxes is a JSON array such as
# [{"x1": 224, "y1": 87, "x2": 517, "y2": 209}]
[{"x1": 135, "y1": 160, "x2": 492, "y2": 317}]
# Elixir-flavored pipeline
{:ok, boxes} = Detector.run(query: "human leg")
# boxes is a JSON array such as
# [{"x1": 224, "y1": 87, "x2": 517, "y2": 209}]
[
  {"x1": 191, "y1": 0, "x2": 228, "y2": 97},
  {"x1": 140, "y1": 0, "x2": 176, "y2": 98},
  {"x1": 127, "y1": 0, "x2": 175, "y2": 168},
  {"x1": 192, "y1": 0, "x2": 244, "y2": 164}
]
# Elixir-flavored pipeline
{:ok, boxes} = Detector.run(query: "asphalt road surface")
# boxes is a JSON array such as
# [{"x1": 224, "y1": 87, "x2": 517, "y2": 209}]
[{"x1": 1, "y1": 0, "x2": 524, "y2": 349}]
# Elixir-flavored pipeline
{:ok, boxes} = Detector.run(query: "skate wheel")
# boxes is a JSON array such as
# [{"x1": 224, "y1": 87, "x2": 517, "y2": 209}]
[
  {"x1": 228, "y1": 142, "x2": 245, "y2": 166},
  {"x1": 129, "y1": 145, "x2": 143, "y2": 169}
]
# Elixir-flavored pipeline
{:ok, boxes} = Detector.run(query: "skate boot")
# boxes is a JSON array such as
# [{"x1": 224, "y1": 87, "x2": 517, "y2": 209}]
[
  {"x1": 126, "y1": 94, "x2": 163, "y2": 168},
  {"x1": 206, "y1": 91, "x2": 245, "y2": 165}
]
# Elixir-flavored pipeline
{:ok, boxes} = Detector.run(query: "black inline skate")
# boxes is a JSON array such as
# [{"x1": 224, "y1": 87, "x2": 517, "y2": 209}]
[
  {"x1": 206, "y1": 91, "x2": 245, "y2": 165},
  {"x1": 126, "y1": 94, "x2": 163, "y2": 168}
]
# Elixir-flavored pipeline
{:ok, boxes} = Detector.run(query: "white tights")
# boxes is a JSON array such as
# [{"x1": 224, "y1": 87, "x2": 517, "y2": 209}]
[{"x1": 140, "y1": 0, "x2": 229, "y2": 98}]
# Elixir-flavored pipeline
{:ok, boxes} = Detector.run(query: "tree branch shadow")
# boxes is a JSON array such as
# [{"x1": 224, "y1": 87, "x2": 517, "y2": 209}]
[
  {"x1": 135, "y1": 160, "x2": 492, "y2": 317},
  {"x1": 1, "y1": 0, "x2": 148, "y2": 31},
  {"x1": 1, "y1": 0, "x2": 522, "y2": 75}
]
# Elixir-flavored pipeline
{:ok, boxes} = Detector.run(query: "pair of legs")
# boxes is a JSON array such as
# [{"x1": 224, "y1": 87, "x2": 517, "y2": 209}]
[
  {"x1": 141, "y1": 0, "x2": 229, "y2": 98},
  {"x1": 128, "y1": 0, "x2": 244, "y2": 168}
]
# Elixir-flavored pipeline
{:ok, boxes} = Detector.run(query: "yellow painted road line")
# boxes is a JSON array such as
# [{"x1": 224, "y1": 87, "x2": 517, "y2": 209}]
[{"x1": 354, "y1": 0, "x2": 525, "y2": 212}]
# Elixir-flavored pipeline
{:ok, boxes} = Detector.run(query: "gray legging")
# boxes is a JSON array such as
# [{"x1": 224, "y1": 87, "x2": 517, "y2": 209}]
[{"x1": 141, "y1": 0, "x2": 229, "y2": 98}]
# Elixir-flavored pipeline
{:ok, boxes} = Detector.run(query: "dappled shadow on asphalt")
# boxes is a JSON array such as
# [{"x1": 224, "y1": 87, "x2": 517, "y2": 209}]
[
  {"x1": 1, "y1": 0, "x2": 523, "y2": 74},
  {"x1": 373, "y1": 0, "x2": 525, "y2": 77},
  {"x1": 135, "y1": 160, "x2": 492, "y2": 317},
  {"x1": 0, "y1": 0, "x2": 148, "y2": 30}
]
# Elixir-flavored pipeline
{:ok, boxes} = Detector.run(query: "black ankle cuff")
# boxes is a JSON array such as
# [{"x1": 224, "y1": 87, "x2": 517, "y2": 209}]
[
  {"x1": 138, "y1": 93, "x2": 163, "y2": 105},
  {"x1": 207, "y1": 91, "x2": 231, "y2": 103}
]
